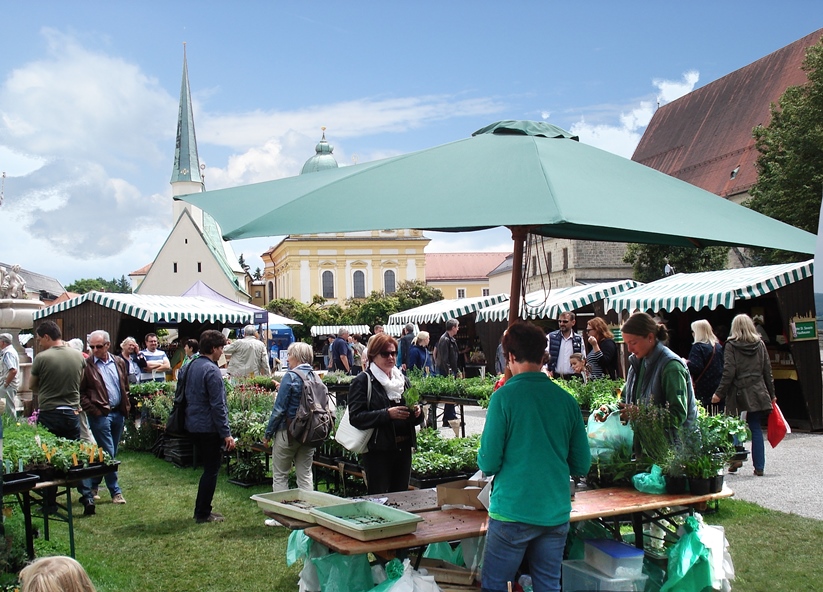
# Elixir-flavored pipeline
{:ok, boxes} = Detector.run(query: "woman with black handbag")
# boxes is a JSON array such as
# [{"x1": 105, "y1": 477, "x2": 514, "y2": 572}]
[{"x1": 347, "y1": 333, "x2": 424, "y2": 494}]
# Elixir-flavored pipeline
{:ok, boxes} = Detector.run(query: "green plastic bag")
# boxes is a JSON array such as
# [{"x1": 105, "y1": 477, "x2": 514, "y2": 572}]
[
  {"x1": 587, "y1": 411, "x2": 634, "y2": 459},
  {"x1": 632, "y1": 464, "x2": 667, "y2": 495},
  {"x1": 660, "y1": 517, "x2": 713, "y2": 592},
  {"x1": 422, "y1": 541, "x2": 465, "y2": 566},
  {"x1": 312, "y1": 553, "x2": 374, "y2": 592},
  {"x1": 565, "y1": 520, "x2": 614, "y2": 561},
  {"x1": 286, "y1": 529, "x2": 312, "y2": 566},
  {"x1": 369, "y1": 559, "x2": 405, "y2": 592}
]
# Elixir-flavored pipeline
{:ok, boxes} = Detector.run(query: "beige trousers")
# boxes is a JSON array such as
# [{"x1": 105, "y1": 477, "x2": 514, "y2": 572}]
[{"x1": 271, "y1": 429, "x2": 315, "y2": 492}]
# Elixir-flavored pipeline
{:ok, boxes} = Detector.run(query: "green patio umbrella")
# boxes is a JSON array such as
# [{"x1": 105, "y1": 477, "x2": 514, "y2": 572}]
[{"x1": 177, "y1": 120, "x2": 815, "y2": 325}]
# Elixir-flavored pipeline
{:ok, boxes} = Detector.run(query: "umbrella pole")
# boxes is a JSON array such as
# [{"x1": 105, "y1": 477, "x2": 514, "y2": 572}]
[
  {"x1": 502, "y1": 226, "x2": 529, "y2": 380},
  {"x1": 507, "y1": 226, "x2": 528, "y2": 328}
]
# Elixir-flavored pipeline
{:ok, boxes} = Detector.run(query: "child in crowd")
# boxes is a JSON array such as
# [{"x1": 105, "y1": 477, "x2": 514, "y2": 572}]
[
  {"x1": 19, "y1": 556, "x2": 96, "y2": 592},
  {"x1": 569, "y1": 353, "x2": 592, "y2": 383}
]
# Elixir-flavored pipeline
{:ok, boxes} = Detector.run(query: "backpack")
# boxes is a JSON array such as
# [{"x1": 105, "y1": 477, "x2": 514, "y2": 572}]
[{"x1": 287, "y1": 368, "x2": 335, "y2": 447}]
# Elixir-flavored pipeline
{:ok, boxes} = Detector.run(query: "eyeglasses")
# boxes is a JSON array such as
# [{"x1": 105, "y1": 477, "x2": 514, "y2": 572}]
[
  {"x1": 90, "y1": 344, "x2": 108, "y2": 350},
  {"x1": 379, "y1": 351, "x2": 397, "y2": 358},
  {"x1": 558, "y1": 320, "x2": 570, "y2": 324}
]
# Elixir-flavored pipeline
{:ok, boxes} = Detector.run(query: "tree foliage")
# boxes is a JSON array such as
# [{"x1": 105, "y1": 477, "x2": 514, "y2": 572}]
[
  {"x1": 66, "y1": 276, "x2": 131, "y2": 294},
  {"x1": 623, "y1": 244, "x2": 729, "y2": 283},
  {"x1": 266, "y1": 281, "x2": 444, "y2": 340},
  {"x1": 747, "y1": 38, "x2": 823, "y2": 264}
]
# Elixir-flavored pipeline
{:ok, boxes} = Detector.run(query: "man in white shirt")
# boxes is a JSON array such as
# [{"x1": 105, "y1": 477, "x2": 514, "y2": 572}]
[
  {"x1": 139, "y1": 333, "x2": 171, "y2": 383},
  {"x1": 224, "y1": 325, "x2": 271, "y2": 379},
  {"x1": 0, "y1": 333, "x2": 21, "y2": 416}
]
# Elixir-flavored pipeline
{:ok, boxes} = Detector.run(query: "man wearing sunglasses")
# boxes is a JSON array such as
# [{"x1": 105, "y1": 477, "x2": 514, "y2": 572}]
[
  {"x1": 546, "y1": 312, "x2": 584, "y2": 380},
  {"x1": 80, "y1": 330, "x2": 131, "y2": 506}
]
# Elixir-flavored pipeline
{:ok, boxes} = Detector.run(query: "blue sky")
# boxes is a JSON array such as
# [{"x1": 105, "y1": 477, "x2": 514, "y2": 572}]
[{"x1": 0, "y1": 2, "x2": 818, "y2": 287}]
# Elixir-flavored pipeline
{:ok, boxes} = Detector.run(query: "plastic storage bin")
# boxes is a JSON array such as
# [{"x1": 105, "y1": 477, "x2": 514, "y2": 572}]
[
  {"x1": 584, "y1": 539, "x2": 645, "y2": 578},
  {"x1": 562, "y1": 560, "x2": 648, "y2": 592},
  {"x1": 310, "y1": 500, "x2": 423, "y2": 541}
]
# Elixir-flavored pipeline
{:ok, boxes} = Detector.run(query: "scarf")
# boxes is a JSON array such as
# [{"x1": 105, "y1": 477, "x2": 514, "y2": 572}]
[{"x1": 370, "y1": 365, "x2": 406, "y2": 402}]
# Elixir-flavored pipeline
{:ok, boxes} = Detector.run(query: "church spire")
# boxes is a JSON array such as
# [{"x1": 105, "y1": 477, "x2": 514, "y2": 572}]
[{"x1": 170, "y1": 43, "x2": 203, "y2": 186}]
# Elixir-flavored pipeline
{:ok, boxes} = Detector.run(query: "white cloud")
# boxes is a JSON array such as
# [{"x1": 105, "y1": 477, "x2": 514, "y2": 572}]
[
  {"x1": 567, "y1": 71, "x2": 700, "y2": 158},
  {"x1": 200, "y1": 96, "x2": 504, "y2": 151},
  {"x1": 0, "y1": 28, "x2": 175, "y2": 170}
]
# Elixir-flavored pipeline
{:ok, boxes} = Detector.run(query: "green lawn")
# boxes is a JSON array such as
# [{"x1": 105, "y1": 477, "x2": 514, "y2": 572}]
[{"x1": 4, "y1": 451, "x2": 823, "y2": 592}]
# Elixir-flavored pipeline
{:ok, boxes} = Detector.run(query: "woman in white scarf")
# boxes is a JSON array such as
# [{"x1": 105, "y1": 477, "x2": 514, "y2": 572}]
[{"x1": 348, "y1": 334, "x2": 424, "y2": 494}]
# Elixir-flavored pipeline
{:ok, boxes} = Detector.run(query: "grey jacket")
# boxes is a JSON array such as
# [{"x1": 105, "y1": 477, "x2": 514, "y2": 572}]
[{"x1": 714, "y1": 339, "x2": 775, "y2": 415}]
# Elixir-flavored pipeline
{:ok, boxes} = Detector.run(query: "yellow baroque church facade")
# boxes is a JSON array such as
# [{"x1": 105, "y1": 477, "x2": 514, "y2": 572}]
[{"x1": 261, "y1": 229, "x2": 430, "y2": 304}]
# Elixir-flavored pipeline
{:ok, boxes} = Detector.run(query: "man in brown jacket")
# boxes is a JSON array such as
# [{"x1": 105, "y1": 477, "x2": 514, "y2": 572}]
[{"x1": 80, "y1": 330, "x2": 131, "y2": 504}]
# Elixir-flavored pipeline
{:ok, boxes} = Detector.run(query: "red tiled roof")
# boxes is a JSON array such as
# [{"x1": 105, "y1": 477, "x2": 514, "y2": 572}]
[
  {"x1": 633, "y1": 29, "x2": 822, "y2": 198},
  {"x1": 425, "y1": 252, "x2": 509, "y2": 281},
  {"x1": 129, "y1": 263, "x2": 152, "y2": 276}
]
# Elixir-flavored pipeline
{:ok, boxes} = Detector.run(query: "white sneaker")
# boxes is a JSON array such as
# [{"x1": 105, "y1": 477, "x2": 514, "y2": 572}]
[{"x1": 264, "y1": 518, "x2": 283, "y2": 527}]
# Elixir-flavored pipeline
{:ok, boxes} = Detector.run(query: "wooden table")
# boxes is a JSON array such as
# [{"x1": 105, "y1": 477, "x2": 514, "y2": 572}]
[{"x1": 304, "y1": 485, "x2": 734, "y2": 557}]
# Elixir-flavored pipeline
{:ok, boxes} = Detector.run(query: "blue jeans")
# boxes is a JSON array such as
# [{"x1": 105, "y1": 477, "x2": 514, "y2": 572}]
[
  {"x1": 481, "y1": 518, "x2": 569, "y2": 592},
  {"x1": 88, "y1": 411, "x2": 124, "y2": 496},
  {"x1": 747, "y1": 410, "x2": 766, "y2": 472}
]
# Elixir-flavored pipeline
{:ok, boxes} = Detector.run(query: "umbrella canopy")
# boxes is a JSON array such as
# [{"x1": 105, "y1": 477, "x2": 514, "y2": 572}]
[
  {"x1": 605, "y1": 259, "x2": 813, "y2": 313},
  {"x1": 177, "y1": 120, "x2": 814, "y2": 253},
  {"x1": 177, "y1": 120, "x2": 815, "y2": 325},
  {"x1": 476, "y1": 280, "x2": 639, "y2": 323}
]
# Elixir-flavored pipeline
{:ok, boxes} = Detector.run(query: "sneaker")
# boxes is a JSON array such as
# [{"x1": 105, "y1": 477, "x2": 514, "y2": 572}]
[
  {"x1": 195, "y1": 512, "x2": 224, "y2": 524},
  {"x1": 112, "y1": 493, "x2": 127, "y2": 505},
  {"x1": 264, "y1": 518, "x2": 283, "y2": 527},
  {"x1": 91, "y1": 489, "x2": 101, "y2": 501}
]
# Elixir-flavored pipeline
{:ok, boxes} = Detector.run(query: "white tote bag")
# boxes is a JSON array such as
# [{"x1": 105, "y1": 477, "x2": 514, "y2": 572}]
[{"x1": 334, "y1": 376, "x2": 373, "y2": 454}]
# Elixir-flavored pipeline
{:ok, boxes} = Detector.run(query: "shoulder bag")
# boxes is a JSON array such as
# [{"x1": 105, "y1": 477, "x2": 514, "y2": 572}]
[{"x1": 334, "y1": 374, "x2": 373, "y2": 454}]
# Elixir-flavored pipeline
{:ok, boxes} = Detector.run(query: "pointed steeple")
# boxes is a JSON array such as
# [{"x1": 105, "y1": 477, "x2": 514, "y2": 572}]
[{"x1": 170, "y1": 43, "x2": 203, "y2": 185}]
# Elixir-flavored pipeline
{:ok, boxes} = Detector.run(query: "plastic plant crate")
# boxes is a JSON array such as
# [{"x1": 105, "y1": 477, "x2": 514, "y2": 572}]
[
  {"x1": 250, "y1": 489, "x2": 352, "y2": 523},
  {"x1": 309, "y1": 500, "x2": 423, "y2": 541},
  {"x1": 562, "y1": 560, "x2": 647, "y2": 592},
  {"x1": 584, "y1": 539, "x2": 644, "y2": 578}
]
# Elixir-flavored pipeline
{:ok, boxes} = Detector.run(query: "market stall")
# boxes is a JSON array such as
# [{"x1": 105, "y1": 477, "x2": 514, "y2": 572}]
[{"x1": 606, "y1": 260, "x2": 820, "y2": 430}]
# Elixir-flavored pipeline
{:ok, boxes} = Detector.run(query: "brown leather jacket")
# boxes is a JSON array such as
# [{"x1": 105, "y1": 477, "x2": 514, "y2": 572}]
[{"x1": 80, "y1": 354, "x2": 131, "y2": 417}]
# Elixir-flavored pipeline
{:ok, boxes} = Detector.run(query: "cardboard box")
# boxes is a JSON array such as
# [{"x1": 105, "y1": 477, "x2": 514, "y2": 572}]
[{"x1": 436, "y1": 479, "x2": 488, "y2": 510}]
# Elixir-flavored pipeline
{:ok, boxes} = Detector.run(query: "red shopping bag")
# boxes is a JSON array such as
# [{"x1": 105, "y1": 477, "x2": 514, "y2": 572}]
[{"x1": 767, "y1": 402, "x2": 790, "y2": 448}]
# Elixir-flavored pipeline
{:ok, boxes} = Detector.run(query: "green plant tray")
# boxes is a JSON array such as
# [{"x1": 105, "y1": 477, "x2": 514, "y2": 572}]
[
  {"x1": 310, "y1": 500, "x2": 423, "y2": 541},
  {"x1": 250, "y1": 489, "x2": 352, "y2": 523}
]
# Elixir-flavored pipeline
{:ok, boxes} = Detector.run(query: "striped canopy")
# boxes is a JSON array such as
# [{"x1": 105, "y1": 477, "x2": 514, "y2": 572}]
[
  {"x1": 476, "y1": 280, "x2": 640, "y2": 322},
  {"x1": 605, "y1": 260, "x2": 813, "y2": 313},
  {"x1": 310, "y1": 325, "x2": 371, "y2": 337},
  {"x1": 384, "y1": 324, "x2": 419, "y2": 337},
  {"x1": 33, "y1": 292, "x2": 257, "y2": 324},
  {"x1": 388, "y1": 294, "x2": 508, "y2": 325}
]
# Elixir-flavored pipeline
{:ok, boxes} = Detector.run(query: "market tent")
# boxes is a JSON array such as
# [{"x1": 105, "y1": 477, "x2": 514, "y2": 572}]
[
  {"x1": 384, "y1": 323, "x2": 420, "y2": 337},
  {"x1": 310, "y1": 325, "x2": 371, "y2": 337},
  {"x1": 33, "y1": 291, "x2": 256, "y2": 324},
  {"x1": 388, "y1": 294, "x2": 508, "y2": 325},
  {"x1": 476, "y1": 280, "x2": 639, "y2": 322},
  {"x1": 181, "y1": 280, "x2": 302, "y2": 325},
  {"x1": 176, "y1": 120, "x2": 815, "y2": 328},
  {"x1": 605, "y1": 260, "x2": 813, "y2": 313}
]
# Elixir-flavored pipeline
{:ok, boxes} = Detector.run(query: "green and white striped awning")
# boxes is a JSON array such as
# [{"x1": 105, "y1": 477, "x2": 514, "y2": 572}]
[
  {"x1": 310, "y1": 325, "x2": 371, "y2": 337},
  {"x1": 33, "y1": 292, "x2": 256, "y2": 324},
  {"x1": 476, "y1": 280, "x2": 640, "y2": 322},
  {"x1": 605, "y1": 260, "x2": 813, "y2": 313},
  {"x1": 388, "y1": 294, "x2": 509, "y2": 325}
]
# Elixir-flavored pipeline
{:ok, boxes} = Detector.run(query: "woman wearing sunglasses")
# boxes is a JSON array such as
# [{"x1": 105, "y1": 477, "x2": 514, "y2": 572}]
[{"x1": 348, "y1": 333, "x2": 424, "y2": 494}]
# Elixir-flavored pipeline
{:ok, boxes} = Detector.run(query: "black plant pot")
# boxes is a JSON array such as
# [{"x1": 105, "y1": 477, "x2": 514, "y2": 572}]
[
  {"x1": 709, "y1": 474, "x2": 724, "y2": 493},
  {"x1": 665, "y1": 475, "x2": 688, "y2": 494},
  {"x1": 688, "y1": 477, "x2": 712, "y2": 496}
]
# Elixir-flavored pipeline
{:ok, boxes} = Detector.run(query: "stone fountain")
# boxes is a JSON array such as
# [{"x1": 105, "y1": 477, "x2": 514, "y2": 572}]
[{"x1": 0, "y1": 266, "x2": 44, "y2": 411}]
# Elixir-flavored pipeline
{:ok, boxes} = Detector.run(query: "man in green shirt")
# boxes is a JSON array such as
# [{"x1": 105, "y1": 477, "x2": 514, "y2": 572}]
[{"x1": 478, "y1": 322, "x2": 591, "y2": 592}]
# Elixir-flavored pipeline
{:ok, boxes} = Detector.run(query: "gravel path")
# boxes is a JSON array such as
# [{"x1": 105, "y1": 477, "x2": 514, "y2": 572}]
[{"x1": 440, "y1": 407, "x2": 823, "y2": 521}]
